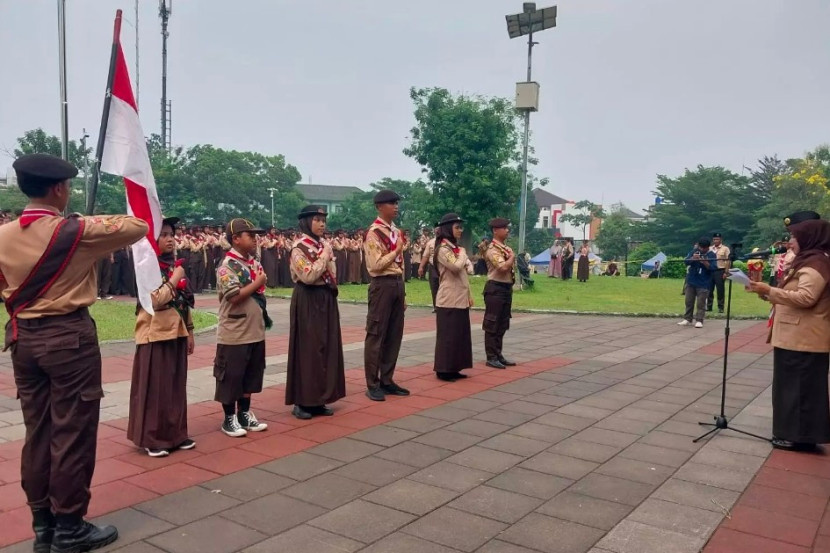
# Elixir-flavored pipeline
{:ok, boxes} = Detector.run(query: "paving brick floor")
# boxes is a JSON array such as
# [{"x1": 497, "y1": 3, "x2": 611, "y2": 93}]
[{"x1": 3, "y1": 296, "x2": 827, "y2": 553}]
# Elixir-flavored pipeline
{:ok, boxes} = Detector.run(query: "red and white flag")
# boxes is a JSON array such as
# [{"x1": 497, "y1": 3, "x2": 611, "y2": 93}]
[{"x1": 99, "y1": 11, "x2": 162, "y2": 315}]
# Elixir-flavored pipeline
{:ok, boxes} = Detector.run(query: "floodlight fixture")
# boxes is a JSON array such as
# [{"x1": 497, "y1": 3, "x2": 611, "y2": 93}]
[{"x1": 506, "y1": 5, "x2": 556, "y2": 39}]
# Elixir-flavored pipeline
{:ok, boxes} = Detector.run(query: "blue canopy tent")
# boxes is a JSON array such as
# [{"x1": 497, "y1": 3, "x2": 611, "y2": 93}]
[{"x1": 641, "y1": 252, "x2": 667, "y2": 272}]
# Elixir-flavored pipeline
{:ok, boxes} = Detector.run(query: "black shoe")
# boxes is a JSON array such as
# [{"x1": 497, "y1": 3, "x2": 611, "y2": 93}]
[
  {"x1": 771, "y1": 438, "x2": 796, "y2": 450},
  {"x1": 436, "y1": 372, "x2": 459, "y2": 381},
  {"x1": 366, "y1": 387, "x2": 386, "y2": 402},
  {"x1": 380, "y1": 382, "x2": 410, "y2": 396},
  {"x1": 292, "y1": 405, "x2": 313, "y2": 420},
  {"x1": 310, "y1": 405, "x2": 335, "y2": 416},
  {"x1": 499, "y1": 357, "x2": 517, "y2": 367},
  {"x1": 32, "y1": 508, "x2": 54, "y2": 553},
  {"x1": 50, "y1": 514, "x2": 118, "y2": 553},
  {"x1": 486, "y1": 359, "x2": 506, "y2": 369},
  {"x1": 176, "y1": 438, "x2": 196, "y2": 450}
]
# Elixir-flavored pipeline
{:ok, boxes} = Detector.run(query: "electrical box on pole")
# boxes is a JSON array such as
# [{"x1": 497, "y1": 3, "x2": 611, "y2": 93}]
[{"x1": 515, "y1": 82, "x2": 540, "y2": 111}]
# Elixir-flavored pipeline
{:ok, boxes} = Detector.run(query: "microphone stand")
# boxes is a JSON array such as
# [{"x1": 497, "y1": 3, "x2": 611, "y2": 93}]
[{"x1": 693, "y1": 249, "x2": 772, "y2": 444}]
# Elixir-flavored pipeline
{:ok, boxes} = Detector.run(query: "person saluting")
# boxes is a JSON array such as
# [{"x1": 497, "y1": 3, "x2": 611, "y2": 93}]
[{"x1": 0, "y1": 153, "x2": 148, "y2": 553}]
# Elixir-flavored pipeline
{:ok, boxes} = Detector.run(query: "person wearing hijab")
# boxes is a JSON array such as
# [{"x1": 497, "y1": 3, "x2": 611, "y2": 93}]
[
  {"x1": 127, "y1": 217, "x2": 196, "y2": 457},
  {"x1": 433, "y1": 213, "x2": 474, "y2": 381},
  {"x1": 748, "y1": 213, "x2": 830, "y2": 451},
  {"x1": 286, "y1": 205, "x2": 346, "y2": 419}
]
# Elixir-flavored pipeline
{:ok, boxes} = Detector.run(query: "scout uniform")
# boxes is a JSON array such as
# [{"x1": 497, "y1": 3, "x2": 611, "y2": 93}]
[
  {"x1": 188, "y1": 226, "x2": 206, "y2": 292},
  {"x1": 214, "y1": 219, "x2": 270, "y2": 437},
  {"x1": 285, "y1": 205, "x2": 346, "y2": 420},
  {"x1": 363, "y1": 190, "x2": 410, "y2": 401},
  {"x1": 483, "y1": 217, "x2": 516, "y2": 369},
  {"x1": 0, "y1": 154, "x2": 148, "y2": 553},
  {"x1": 707, "y1": 232, "x2": 731, "y2": 313}
]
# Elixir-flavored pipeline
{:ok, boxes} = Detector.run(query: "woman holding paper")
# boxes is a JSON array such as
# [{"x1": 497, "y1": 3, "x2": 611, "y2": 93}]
[{"x1": 748, "y1": 219, "x2": 830, "y2": 451}]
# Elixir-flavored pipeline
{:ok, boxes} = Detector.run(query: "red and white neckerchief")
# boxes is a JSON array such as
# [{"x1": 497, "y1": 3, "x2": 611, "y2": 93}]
[
  {"x1": 492, "y1": 239, "x2": 513, "y2": 258},
  {"x1": 300, "y1": 234, "x2": 335, "y2": 287},
  {"x1": 18, "y1": 207, "x2": 60, "y2": 228},
  {"x1": 225, "y1": 249, "x2": 264, "y2": 293},
  {"x1": 373, "y1": 218, "x2": 402, "y2": 263}
]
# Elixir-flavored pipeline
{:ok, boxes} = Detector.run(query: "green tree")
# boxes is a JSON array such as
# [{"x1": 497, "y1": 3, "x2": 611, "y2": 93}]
[
  {"x1": 403, "y1": 87, "x2": 524, "y2": 237},
  {"x1": 595, "y1": 209, "x2": 634, "y2": 260},
  {"x1": 559, "y1": 200, "x2": 605, "y2": 241},
  {"x1": 627, "y1": 241, "x2": 660, "y2": 276}
]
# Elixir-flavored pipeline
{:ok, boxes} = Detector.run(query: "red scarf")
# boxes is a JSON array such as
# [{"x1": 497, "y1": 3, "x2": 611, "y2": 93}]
[
  {"x1": 373, "y1": 218, "x2": 402, "y2": 263},
  {"x1": 19, "y1": 208, "x2": 60, "y2": 228},
  {"x1": 225, "y1": 250, "x2": 264, "y2": 293},
  {"x1": 300, "y1": 235, "x2": 336, "y2": 288}
]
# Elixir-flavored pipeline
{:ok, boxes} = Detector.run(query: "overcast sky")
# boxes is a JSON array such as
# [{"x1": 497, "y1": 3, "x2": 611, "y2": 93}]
[{"x1": 1, "y1": 0, "x2": 828, "y2": 213}]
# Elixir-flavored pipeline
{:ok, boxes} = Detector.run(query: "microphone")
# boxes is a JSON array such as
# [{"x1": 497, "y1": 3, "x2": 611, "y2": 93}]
[{"x1": 739, "y1": 246, "x2": 787, "y2": 260}]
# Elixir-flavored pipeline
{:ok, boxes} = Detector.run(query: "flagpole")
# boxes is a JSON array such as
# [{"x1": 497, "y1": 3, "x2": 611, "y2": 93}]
[{"x1": 86, "y1": 10, "x2": 123, "y2": 215}]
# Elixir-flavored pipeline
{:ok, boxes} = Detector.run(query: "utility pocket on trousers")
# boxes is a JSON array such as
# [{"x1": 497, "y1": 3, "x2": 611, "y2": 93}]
[
  {"x1": 482, "y1": 313, "x2": 499, "y2": 334},
  {"x1": 366, "y1": 316, "x2": 381, "y2": 336},
  {"x1": 80, "y1": 387, "x2": 105, "y2": 402},
  {"x1": 213, "y1": 357, "x2": 227, "y2": 381}
]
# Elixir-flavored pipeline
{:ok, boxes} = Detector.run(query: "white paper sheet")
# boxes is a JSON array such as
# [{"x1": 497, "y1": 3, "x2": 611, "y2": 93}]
[{"x1": 727, "y1": 268, "x2": 752, "y2": 287}]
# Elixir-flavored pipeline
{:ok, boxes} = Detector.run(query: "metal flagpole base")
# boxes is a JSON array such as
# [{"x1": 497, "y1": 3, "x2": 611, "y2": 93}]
[{"x1": 693, "y1": 415, "x2": 772, "y2": 444}]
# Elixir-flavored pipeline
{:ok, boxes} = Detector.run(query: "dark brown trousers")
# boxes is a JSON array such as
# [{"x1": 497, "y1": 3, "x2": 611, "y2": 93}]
[
  {"x1": 429, "y1": 270, "x2": 439, "y2": 309},
  {"x1": 483, "y1": 280, "x2": 512, "y2": 361},
  {"x1": 10, "y1": 309, "x2": 102, "y2": 517},
  {"x1": 364, "y1": 276, "x2": 405, "y2": 389}
]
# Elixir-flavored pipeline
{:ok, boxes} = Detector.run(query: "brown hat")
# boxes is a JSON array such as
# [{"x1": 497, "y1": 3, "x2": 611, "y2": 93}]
[
  {"x1": 226, "y1": 218, "x2": 266, "y2": 238},
  {"x1": 489, "y1": 217, "x2": 510, "y2": 229},
  {"x1": 13, "y1": 153, "x2": 78, "y2": 181},
  {"x1": 373, "y1": 190, "x2": 400, "y2": 204},
  {"x1": 298, "y1": 204, "x2": 328, "y2": 219}
]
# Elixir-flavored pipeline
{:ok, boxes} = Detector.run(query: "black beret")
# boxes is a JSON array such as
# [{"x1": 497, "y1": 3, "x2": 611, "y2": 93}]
[
  {"x1": 489, "y1": 217, "x2": 511, "y2": 229},
  {"x1": 298, "y1": 204, "x2": 328, "y2": 219},
  {"x1": 161, "y1": 216, "x2": 180, "y2": 229},
  {"x1": 784, "y1": 211, "x2": 820, "y2": 226},
  {"x1": 373, "y1": 190, "x2": 400, "y2": 204},
  {"x1": 712, "y1": 232, "x2": 722, "y2": 238},
  {"x1": 13, "y1": 153, "x2": 78, "y2": 181},
  {"x1": 438, "y1": 213, "x2": 464, "y2": 226}
]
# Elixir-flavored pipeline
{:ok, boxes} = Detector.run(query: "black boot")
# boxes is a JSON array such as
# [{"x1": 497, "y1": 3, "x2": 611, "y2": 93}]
[
  {"x1": 50, "y1": 514, "x2": 118, "y2": 553},
  {"x1": 32, "y1": 508, "x2": 55, "y2": 553}
]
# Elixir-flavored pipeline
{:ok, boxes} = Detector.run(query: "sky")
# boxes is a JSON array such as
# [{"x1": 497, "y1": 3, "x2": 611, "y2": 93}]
[{"x1": 1, "y1": 0, "x2": 828, "y2": 214}]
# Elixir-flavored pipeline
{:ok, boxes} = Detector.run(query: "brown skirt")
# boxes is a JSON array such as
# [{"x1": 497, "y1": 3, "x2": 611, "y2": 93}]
[
  {"x1": 127, "y1": 337, "x2": 189, "y2": 449},
  {"x1": 434, "y1": 307, "x2": 473, "y2": 374},
  {"x1": 773, "y1": 348, "x2": 830, "y2": 444},
  {"x1": 286, "y1": 284, "x2": 346, "y2": 406},
  {"x1": 577, "y1": 256, "x2": 590, "y2": 281}
]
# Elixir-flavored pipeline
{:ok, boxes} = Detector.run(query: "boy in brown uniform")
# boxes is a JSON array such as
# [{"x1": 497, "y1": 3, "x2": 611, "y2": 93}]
[
  {"x1": 483, "y1": 218, "x2": 517, "y2": 369},
  {"x1": 0, "y1": 154, "x2": 148, "y2": 553},
  {"x1": 363, "y1": 190, "x2": 410, "y2": 401},
  {"x1": 214, "y1": 219, "x2": 270, "y2": 436}
]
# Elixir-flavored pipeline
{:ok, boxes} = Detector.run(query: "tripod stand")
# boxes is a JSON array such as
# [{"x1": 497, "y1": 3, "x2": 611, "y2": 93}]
[{"x1": 693, "y1": 249, "x2": 772, "y2": 444}]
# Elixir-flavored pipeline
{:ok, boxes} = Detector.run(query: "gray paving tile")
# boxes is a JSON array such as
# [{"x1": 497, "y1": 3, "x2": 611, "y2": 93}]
[
  {"x1": 627, "y1": 498, "x2": 724, "y2": 539},
  {"x1": 449, "y1": 485, "x2": 544, "y2": 523},
  {"x1": 470, "y1": 390, "x2": 525, "y2": 404},
  {"x1": 473, "y1": 409, "x2": 538, "y2": 426},
  {"x1": 258, "y1": 452, "x2": 344, "y2": 481},
  {"x1": 359, "y1": 532, "x2": 461, "y2": 553},
  {"x1": 507, "y1": 422, "x2": 574, "y2": 444},
  {"x1": 533, "y1": 412, "x2": 596, "y2": 431},
  {"x1": 147, "y1": 516, "x2": 266, "y2": 553},
  {"x1": 282, "y1": 472, "x2": 377, "y2": 508},
  {"x1": 308, "y1": 499, "x2": 415, "y2": 543},
  {"x1": 618, "y1": 443, "x2": 694, "y2": 468},
  {"x1": 412, "y1": 429, "x2": 484, "y2": 452},
  {"x1": 445, "y1": 419, "x2": 513, "y2": 438},
  {"x1": 92, "y1": 508, "x2": 174, "y2": 548},
  {"x1": 385, "y1": 414, "x2": 451, "y2": 433},
  {"x1": 536, "y1": 491, "x2": 632, "y2": 531},
  {"x1": 409, "y1": 461, "x2": 492, "y2": 492},
  {"x1": 594, "y1": 457, "x2": 675, "y2": 486},
  {"x1": 523, "y1": 393, "x2": 576, "y2": 407},
  {"x1": 363, "y1": 479, "x2": 459, "y2": 515},
  {"x1": 419, "y1": 405, "x2": 479, "y2": 422},
  {"x1": 595, "y1": 520, "x2": 706, "y2": 553},
  {"x1": 499, "y1": 400, "x2": 557, "y2": 416},
  {"x1": 333, "y1": 455, "x2": 418, "y2": 486},
  {"x1": 401, "y1": 506, "x2": 508, "y2": 552},
  {"x1": 637, "y1": 431, "x2": 704, "y2": 453},
  {"x1": 477, "y1": 433, "x2": 551, "y2": 457},
  {"x1": 240, "y1": 525, "x2": 363, "y2": 553},
  {"x1": 476, "y1": 541, "x2": 543, "y2": 553},
  {"x1": 547, "y1": 438, "x2": 622, "y2": 463},
  {"x1": 134, "y1": 486, "x2": 241, "y2": 526},
  {"x1": 689, "y1": 446, "x2": 767, "y2": 473},
  {"x1": 519, "y1": 452, "x2": 599, "y2": 480},
  {"x1": 651, "y1": 478, "x2": 741, "y2": 513},
  {"x1": 220, "y1": 492, "x2": 327, "y2": 535},
  {"x1": 445, "y1": 446, "x2": 526, "y2": 473},
  {"x1": 569, "y1": 473, "x2": 656, "y2": 506},
  {"x1": 308, "y1": 437, "x2": 384, "y2": 462},
  {"x1": 374, "y1": 441, "x2": 454, "y2": 467},
  {"x1": 349, "y1": 425, "x2": 421, "y2": 447},
  {"x1": 103, "y1": 543, "x2": 166, "y2": 553},
  {"x1": 487, "y1": 467, "x2": 572, "y2": 500},
  {"x1": 449, "y1": 397, "x2": 505, "y2": 412},
  {"x1": 498, "y1": 512, "x2": 606, "y2": 553},
  {"x1": 199, "y1": 468, "x2": 295, "y2": 501},
  {"x1": 673, "y1": 461, "x2": 756, "y2": 492}
]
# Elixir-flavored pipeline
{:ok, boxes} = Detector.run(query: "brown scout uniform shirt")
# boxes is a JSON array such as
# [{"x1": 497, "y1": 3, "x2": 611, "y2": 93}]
[
  {"x1": 712, "y1": 243, "x2": 731, "y2": 270},
  {"x1": 768, "y1": 266, "x2": 830, "y2": 353},
  {"x1": 484, "y1": 240, "x2": 514, "y2": 284},
  {"x1": 364, "y1": 220, "x2": 403, "y2": 277},
  {"x1": 135, "y1": 281, "x2": 193, "y2": 344},
  {"x1": 435, "y1": 242, "x2": 473, "y2": 309},
  {"x1": 290, "y1": 235, "x2": 337, "y2": 285},
  {"x1": 215, "y1": 248, "x2": 266, "y2": 345},
  {"x1": 0, "y1": 205, "x2": 148, "y2": 317}
]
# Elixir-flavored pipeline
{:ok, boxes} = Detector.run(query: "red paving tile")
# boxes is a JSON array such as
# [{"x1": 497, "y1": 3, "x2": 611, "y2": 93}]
[
  {"x1": 0, "y1": 482, "x2": 26, "y2": 513},
  {"x1": 95, "y1": 439, "x2": 136, "y2": 461},
  {"x1": 0, "y1": 459, "x2": 21, "y2": 484},
  {"x1": 815, "y1": 535, "x2": 830, "y2": 552},
  {"x1": 328, "y1": 411, "x2": 391, "y2": 430},
  {"x1": 752, "y1": 466, "x2": 830, "y2": 498},
  {"x1": 820, "y1": 510, "x2": 830, "y2": 537},
  {"x1": 739, "y1": 484, "x2": 827, "y2": 522},
  {"x1": 114, "y1": 447, "x2": 203, "y2": 470},
  {"x1": 86, "y1": 480, "x2": 160, "y2": 519},
  {"x1": 766, "y1": 449, "x2": 830, "y2": 479},
  {"x1": 282, "y1": 422, "x2": 357, "y2": 443},
  {"x1": 124, "y1": 463, "x2": 220, "y2": 495},
  {"x1": 91, "y1": 457, "x2": 147, "y2": 486},
  {"x1": 704, "y1": 528, "x2": 809, "y2": 553},
  {"x1": 722, "y1": 505, "x2": 818, "y2": 547},
  {"x1": 0, "y1": 506, "x2": 37, "y2": 547}
]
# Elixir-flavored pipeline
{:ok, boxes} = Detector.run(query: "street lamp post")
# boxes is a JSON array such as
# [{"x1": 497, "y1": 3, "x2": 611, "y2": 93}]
[
  {"x1": 505, "y1": 3, "x2": 557, "y2": 258},
  {"x1": 80, "y1": 129, "x2": 90, "y2": 206},
  {"x1": 267, "y1": 187, "x2": 277, "y2": 228}
]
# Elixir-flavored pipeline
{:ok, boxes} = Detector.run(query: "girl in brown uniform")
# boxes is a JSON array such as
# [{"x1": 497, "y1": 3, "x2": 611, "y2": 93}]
[
  {"x1": 433, "y1": 213, "x2": 474, "y2": 381},
  {"x1": 286, "y1": 205, "x2": 346, "y2": 419},
  {"x1": 127, "y1": 217, "x2": 196, "y2": 456}
]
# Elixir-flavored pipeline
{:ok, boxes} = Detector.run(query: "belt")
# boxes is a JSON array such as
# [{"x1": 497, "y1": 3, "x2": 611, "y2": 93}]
[
  {"x1": 487, "y1": 280, "x2": 513, "y2": 288},
  {"x1": 16, "y1": 307, "x2": 91, "y2": 328},
  {"x1": 372, "y1": 274, "x2": 403, "y2": 281}
]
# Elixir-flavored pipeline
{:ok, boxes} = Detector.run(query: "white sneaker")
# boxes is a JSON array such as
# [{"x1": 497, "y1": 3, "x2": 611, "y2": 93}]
[
  {"x1": 677, "y1": 320, "x2": 690, "y2": 326},
  {"x1": 145, "y1": 448, "x2": 170, "y2": 457},
  {"x1": 221, "y1": 415, "x2": 247, "y2": 437},
  {"x1": 694, "y1": 321, "x2": 704, "y2": 329},
  {"x1": 238, "y1": 411, "x2": 268, "y2": 432}
]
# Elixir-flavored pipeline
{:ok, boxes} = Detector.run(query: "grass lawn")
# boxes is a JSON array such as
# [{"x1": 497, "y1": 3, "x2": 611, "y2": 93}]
[
  {"x1": 267, "y1": 275, "x2": 771, "y2": 319},
  {"x1": 0, "y1": 301, "x2": 218, "y2": 342}
]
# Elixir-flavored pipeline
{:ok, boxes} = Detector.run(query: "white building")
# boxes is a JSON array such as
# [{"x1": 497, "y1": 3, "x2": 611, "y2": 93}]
[
  {"x1": 296, "y1": 184, "x2": 363, "y2": 214},
  {"x1": 532, "y1": 188, "x2": 600, "y2": 240}
]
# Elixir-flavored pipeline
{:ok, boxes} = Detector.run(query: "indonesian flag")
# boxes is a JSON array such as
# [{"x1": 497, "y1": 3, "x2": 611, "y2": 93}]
[{"x1": 99, "y1": 13, "x2": 162, "y2": 315}]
